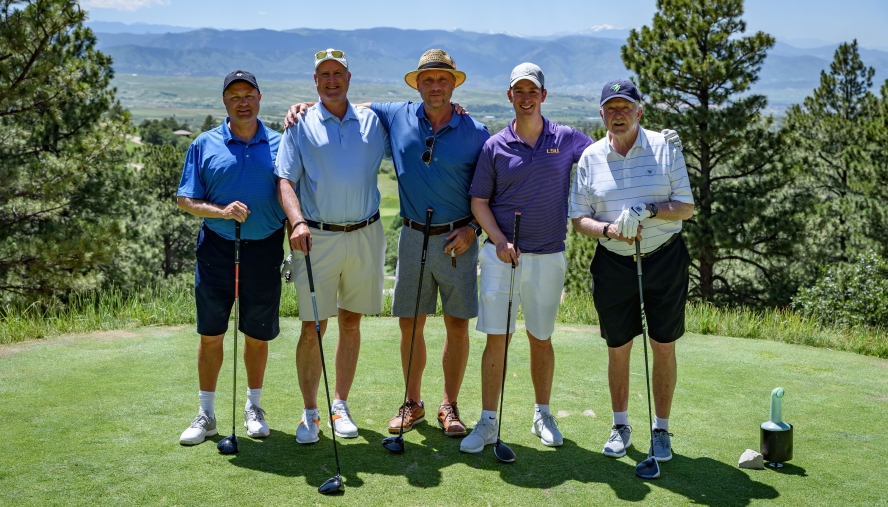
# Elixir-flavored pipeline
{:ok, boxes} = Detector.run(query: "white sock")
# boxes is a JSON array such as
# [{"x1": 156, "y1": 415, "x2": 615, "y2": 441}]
[
  {"x1": 535, "y1": 404, "x2": 550, "y2": 416},
  {"x1": 199, "y1": 391, "x2": 215, "y2": 417},
  {"x1": 333, "y1": 398, "x2": 347, "y2": 409},
  {"x1": 303, "y1": 408, "x2": 319, "y2": 421},
  {"x1": 246, "y1": 387, "x2": 262, "y2": 410},
  {"x1": 613, "y1": 411, "x2": 629, "y2": 427},
  {"x1": 481, "y1": 410, "x2": 497, "y2": 422},
  {"x1": 654, "y1": 416, "x2": 669, "y2": 431}
]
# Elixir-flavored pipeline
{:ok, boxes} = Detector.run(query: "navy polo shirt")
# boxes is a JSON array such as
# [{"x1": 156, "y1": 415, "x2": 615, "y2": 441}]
[
  {"x1": 371, "y1": 101, "x2": 490, "y2": 224},
  {"x1": 177, "y1": 118, "x2": 286, "y2": 241}
]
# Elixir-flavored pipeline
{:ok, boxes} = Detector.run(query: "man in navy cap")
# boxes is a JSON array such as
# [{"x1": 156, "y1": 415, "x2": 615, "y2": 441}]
[
  {"x1": 176, "y1": 70, "x2": 286, "y2": 445},
  {"x1": 569, "y1": 79, "x2": 695, "y2": 463}
]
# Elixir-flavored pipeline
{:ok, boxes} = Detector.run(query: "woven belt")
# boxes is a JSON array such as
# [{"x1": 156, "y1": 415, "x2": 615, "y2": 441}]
[
  {"x1": 306, "y1": 210, "x2": 380, "y2": 233},
  {"x1": 403, "y1": 216, "x2": 472, "y2": 236},
  {"x1": 631, "y1": 233, "x2": 680, "y2": 262}
]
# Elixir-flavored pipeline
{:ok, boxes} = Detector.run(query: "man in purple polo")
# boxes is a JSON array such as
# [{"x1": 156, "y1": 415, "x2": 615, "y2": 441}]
[{"x1": 461, "y1": 64, "x2": 682, "y2": 453}]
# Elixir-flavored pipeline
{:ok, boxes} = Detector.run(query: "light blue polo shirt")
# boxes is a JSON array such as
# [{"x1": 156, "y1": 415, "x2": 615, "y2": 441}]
[
  {"x1": 177, "y1": 118, "x2": 285, "y2": 241},
  {"x1": 274, "y1": 101, "x2": 391, "y2": 223},
  {"x1": 371, "y1": 101, "x2": 490, "y2": 224}
]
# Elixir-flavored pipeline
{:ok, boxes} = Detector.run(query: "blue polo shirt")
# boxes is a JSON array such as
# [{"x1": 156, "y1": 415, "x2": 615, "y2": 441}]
[
  {"x1": 274, "y1": 100, "x2": 391, "y2": 223},
  {"x1": 177, "y1": 118, "x2": 286, "y2": 240},
  {"x1": 471, "y1": 118, "x2": 593, "y2": 254},
  {"x1": 371, "y1": 101, "x2": 490, "y2": 224}
]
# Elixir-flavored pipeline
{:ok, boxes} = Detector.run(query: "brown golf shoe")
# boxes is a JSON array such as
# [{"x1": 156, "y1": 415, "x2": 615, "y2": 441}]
[
  {"x1": 437, "y1": 402, "x2": 467, "y2": 437},
  {"x1": 387, "y1": 400, "x2": 425, "y2": 434}
]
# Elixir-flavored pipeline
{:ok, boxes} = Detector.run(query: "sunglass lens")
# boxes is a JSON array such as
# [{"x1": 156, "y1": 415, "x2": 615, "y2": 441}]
[
  {"x1": 425, "y1": 136, "x2": 435, "y2": 148},
  {"x1": 315, "y1": 51, "x2": 327, "y2": 60},
  {"x1": 422, "y1": 151, "x2": 432, "y2": 164},
  {"x1": 331, "y1": 51, "x2": 344, "y2": 58}
]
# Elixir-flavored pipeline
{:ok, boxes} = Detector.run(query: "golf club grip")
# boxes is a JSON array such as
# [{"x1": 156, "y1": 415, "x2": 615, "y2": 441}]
[
  {"x1": 512, "y1": 213, "x2": 521, "y2": 267},
  {"x1": 305, "y1": 251, "x2": 315, "y2": 293},
  {"x1": 234, "y1": 222, "x2": 241, "y2": 298},
  {"x1": 420, "y1": 208, "x2": 433, "y2": 263}
]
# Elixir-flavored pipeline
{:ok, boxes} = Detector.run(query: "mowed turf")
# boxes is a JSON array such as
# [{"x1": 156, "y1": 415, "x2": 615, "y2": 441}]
[{"x1": 1, "y1": 317, "x2": 886, "y2": 506}]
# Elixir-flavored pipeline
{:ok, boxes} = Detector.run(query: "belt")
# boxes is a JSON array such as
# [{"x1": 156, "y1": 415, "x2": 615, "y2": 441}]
[
  {"x1": 306, "y1": 210, "x2": 380, "y2": 233},
  {"x1": 630, "y1": 233, "x2": 679, "y2": 262},
  {"x1": 403, "y1": 216, "x2": 472, "y2": 236}
]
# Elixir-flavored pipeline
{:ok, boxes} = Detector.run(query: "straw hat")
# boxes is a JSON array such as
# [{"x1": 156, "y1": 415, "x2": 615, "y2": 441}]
[{"x1": 403, "y1": 49, "x2": 466, "y2": 90}]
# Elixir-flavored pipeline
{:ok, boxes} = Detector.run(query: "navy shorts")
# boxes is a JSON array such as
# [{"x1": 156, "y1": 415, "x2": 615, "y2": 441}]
[
  {"x1": 194, "y1": 223, "x2": 284, "y2": 341},
  {"x1": 591, "y1": 235, "x2": 691, "y2": 348}
]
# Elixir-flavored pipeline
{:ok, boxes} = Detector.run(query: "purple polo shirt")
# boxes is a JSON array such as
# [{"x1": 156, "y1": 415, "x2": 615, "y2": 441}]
[{"x1": 470, "y1": 118, "x2": 593, "y2": 254}]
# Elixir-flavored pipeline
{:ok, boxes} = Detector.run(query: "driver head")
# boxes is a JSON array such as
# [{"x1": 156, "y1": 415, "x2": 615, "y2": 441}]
[
  {"x1": 217, "y1": 435, "x2": 238, "y2": 455},
  {"x1": 318, "y1": 475, "x2": 344, "y2": 495},
  {"x1": 381, "y1": 435, "x2": 405, "y2": 454}
]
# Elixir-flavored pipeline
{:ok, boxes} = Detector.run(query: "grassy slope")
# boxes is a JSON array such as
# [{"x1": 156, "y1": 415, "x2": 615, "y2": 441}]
[{"x1": 1, "y1": 318, "x2": 886, "y2": 506}]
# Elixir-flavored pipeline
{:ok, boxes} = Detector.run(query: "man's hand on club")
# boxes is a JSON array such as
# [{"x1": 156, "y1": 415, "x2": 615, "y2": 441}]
[
  {"x1": 494, "y1": 238, "x2": 520, "y2": 265},
  {"x1": 605, "y1": 221, "x2": 644, "y2": 245},
  {"x1": 289, "y1": 221, "x2": 312, "y2": 254},
  {"x1": 662, "y1": 129, "x2": 683, "y2": 150},
  {"x1": 222, "y1": 201, "x2": 250, "y2": 222},
  {"x1": 614, "y1": 204, "x2": 650, "y2": 239},
  {"x1": 284, "y1": 102, "x2": 315, "y2": 129},
  {"x1": 444, "y1": 225, "x2": 476, "y2": 256}
]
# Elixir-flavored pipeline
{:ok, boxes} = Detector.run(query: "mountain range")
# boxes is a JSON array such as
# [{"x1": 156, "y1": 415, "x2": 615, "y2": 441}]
[{"x1": 89, "y1": 25, "x2": 888, "y2": 106}]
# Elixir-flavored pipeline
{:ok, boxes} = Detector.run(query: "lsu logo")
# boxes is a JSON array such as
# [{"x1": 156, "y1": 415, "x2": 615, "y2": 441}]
[{"x1": 547, "y1": 148, "x2": 559, "y2": 154}]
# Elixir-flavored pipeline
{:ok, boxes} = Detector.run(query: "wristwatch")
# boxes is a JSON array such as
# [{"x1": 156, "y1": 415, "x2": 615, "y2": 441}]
[
  {"x1": 649, "y1": 203, "x2": 659, "y2": 219},
  {"x1": 469, "y1": 222, "x2": 483, "y2": 237}
]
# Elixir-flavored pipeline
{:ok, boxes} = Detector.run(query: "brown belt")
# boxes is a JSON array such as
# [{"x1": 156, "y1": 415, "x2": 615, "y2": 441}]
[
  {"x1": 403, "y1": 216, "x2": 472, "y2": 236},
  {"x1": 306, "y1": 210, "x2": 380, "y2": 233}
]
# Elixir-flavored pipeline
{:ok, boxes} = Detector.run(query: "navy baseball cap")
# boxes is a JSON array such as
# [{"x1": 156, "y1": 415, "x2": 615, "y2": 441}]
[
  {"x1": 223, "y1": 70, "x2": 260, "y2": 93},
  {"x1": 600, "y1": 79, "x2": 641, "y2": 106}
]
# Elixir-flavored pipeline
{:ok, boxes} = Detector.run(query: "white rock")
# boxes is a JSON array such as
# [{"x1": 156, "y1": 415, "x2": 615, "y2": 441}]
[{"x1": 738, "y1": 449, "x2": 764, "y2": 469}]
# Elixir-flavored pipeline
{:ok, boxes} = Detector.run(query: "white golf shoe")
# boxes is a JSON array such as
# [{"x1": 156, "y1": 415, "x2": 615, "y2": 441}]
[
  {"x1": 179, "y1": 411, "x2": 217, "y2": 445},
  {"x1": 328, "y1": 402, "x2": 359, "y2": 438},
  {"x1": 531, "y1": 412, "x2": 563, "y2": 447},
  {"x1": 460, "y1": 417, "x2": 498, "y2": 453},
  {"x1": 603, "y1": 424, "x2": 633, "y2": 457},
  {"x1": 296, "y1": 410, "x2": 320, "y2": 444},
  {"x1": 244, "y1": 404, "x2": 270, "y2": 438}
]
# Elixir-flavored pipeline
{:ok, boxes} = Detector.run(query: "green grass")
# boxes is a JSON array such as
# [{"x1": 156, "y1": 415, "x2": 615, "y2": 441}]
[{"x1": 1, "y1": 318, "x2": 886, "y2": 506}]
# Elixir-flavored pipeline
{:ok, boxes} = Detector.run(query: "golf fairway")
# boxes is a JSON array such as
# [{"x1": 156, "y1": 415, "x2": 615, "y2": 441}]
[{"x1": 1, "y1": 318, "x2": 886, "y2": 506}]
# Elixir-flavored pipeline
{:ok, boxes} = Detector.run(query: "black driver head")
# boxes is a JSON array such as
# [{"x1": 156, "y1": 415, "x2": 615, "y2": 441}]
[
  {"x1": 318, "y1": 474, "x2": 344, "y2": 495},
  {"x1": 381, "y1": 435, "x2": 405, "y2": 454},
  {"x1": 493, "y1": 440, "x2": 516, "y2": 463},
  {"x1": 635, "y1": 456, "x2": 660, "y2": 479},
  {"x1": 217, "y1": 434, "x2": 238, "y2": 455}
]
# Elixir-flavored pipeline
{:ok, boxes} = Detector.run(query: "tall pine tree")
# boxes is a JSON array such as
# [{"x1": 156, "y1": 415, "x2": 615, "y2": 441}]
[
  {"x1": 0, "y1": 0, "x2": 132, "y2": 301},
  {"x1": 622, "y1": 0, "x2": 802, "y2": 306}
]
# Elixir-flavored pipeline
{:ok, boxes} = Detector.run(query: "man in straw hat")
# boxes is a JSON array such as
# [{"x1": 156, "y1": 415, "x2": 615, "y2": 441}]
[
  {"x1": 285, "y1": 48, "x2": 489, "y2": 438},
  {"x1": 275, "y1": 49, "x2": 391, "y2": 444}
]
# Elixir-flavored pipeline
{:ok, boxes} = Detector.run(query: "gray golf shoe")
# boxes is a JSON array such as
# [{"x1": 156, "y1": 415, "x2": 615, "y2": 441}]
[
  {"x1": 531, "y1": 412, "x2": 563, "y2": 447},
  {"x1": 179, "y1": 411, "x2": 217, "y2": 445},
  {"x1": 603, "y1": 424, "x2": 632, "y2": 457},
  {"x1": 649, "y1": 429, "x2": 674, "y2": 461},
  {"x1": 244, "y1": 404, "x2": 270, "y2": 438},
  {"x1": 460, "y1": 417, "x2": 498, "y2": 453}
]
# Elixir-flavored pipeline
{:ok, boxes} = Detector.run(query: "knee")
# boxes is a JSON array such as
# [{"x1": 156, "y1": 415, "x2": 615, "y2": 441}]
[
  {"x1": 199, "y1": 334, "x2": 225, "y2": 351},
  {"x1": 339, "y1": 310, "x2": 362, "y2": 332},
  {"x1": 244, "y1": 336, "x2": 268, "y2": 351},
  {"x1": 650, "y1": 340, "x2": 675, "y2": 359}
]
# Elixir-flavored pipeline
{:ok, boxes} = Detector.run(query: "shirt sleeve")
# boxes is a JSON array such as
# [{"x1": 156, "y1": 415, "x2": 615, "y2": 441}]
[
  {"x1": 568, "y1": 154, "x2": 596, "y2": 219},
  {"x1": 273, "y1": 126, "x2": 304, "y2": 184},
  {"x1": 668, "y1": 148, "x2": 695, "y2": 205},
  {"x1": 177, "y1": 140, "x2": 205, "y2": 199},
  {"x1": 469, "y1": 142, "x2": 496, "y2": 200},
  {"x1": 572, "y1": 129, "x2": 595, "y2": 164},
  {"x1": 370, "y1": 102, "x2": 397, "y2": 133},
  {"x1": 381, "y1": 122, "x2": 393, "y2": 160}
]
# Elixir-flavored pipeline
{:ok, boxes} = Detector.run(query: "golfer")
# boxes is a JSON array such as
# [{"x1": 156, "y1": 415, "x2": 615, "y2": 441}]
[
  {"x1": 569, "y1": 79, "x2": 695, "y2": 462},
  {"x1": 285, "y1": 49, "x2": 488, "y2": 438},
  {"x1": 177, "y1": 70, "x2": 286, "y2": 445},
  {"x1": 275, "y1": 49, "x2": 390, "y2": 444}
]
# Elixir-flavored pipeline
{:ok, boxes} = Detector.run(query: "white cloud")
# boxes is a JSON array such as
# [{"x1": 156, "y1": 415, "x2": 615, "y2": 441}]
[{"x1": 81, "y1": 0, "x2": 169, "y2": 11}]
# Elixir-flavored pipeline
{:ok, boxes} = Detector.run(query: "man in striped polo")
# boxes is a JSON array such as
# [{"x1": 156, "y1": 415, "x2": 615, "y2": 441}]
[{"x1": 569, "y1": 79, "x2": 695, "y2": 463}]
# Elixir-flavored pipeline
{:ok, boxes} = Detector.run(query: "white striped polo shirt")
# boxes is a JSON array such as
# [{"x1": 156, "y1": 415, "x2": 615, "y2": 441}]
[{"x1": 568, "y1": 127, "x2": 694, "y2": 256}]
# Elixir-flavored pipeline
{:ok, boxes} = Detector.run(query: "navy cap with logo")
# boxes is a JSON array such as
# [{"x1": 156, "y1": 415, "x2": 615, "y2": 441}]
[
  {"x1": 223, "y1": 70, "x2": 260, "y2": 93},
  {"x1": 600, "y1": 79, "x2": 641, "y2": 106}
]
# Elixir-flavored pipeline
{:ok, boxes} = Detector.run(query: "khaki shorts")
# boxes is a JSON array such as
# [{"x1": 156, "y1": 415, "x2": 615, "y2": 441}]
[{"x1": 290, "y1": 220, "x2": 385, "y2": 321}]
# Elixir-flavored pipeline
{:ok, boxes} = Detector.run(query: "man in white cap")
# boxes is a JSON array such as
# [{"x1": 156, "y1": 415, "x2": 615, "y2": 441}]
[{"x1": 275, "y1": 49, "x2": 391, "y2": 444}]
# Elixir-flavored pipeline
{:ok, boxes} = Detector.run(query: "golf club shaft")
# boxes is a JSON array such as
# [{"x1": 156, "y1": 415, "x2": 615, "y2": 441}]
[
  {"x1": 232, "y1": 222, "x2": 240, "y2": 436},
  {"x1": 397, "y1": 208, "x2": 434, "y2": 438},
  {"x1": 496, "y1": 212, "x2": 521, "y2": 441},
  {"x1": 636, "y1": 241, "x2": 656, "y2": 457},
  {"x1": 305, "y1": 251, "x2": 342, "y2": 477}
]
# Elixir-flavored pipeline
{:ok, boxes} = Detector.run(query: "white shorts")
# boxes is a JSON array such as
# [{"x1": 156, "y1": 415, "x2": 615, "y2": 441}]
[
  {"x1": 291, "y1": 220, "x2": 385, "y2": 321},
  {"x1": 476, "y1": 242, "x2": 566, "y2": 339}
]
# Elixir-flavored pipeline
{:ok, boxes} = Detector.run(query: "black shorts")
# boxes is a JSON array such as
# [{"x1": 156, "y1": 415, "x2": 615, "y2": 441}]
[
  {"x1": 591, "y1": 235, "x2": 691, "y2": 348},
  {"x1": 194, "y1": 223, "x2": 284, "y2": 341}
]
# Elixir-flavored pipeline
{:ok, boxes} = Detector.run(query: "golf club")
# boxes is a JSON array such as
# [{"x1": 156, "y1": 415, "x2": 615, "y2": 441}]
[
  {"x1": 634, "y1": 239, "x2": 661, "y2": 480},
  {"x1": 382, "y1": 208, "x2": 434, "y2": 454},
  {"x1": 304, "y1": 251, "x2": 345, "y2": 495},
  {"x1": 493, "y1": 212, "x2": 521, "y2": 464},
  {"x1": 217, "y1": 222, "x2": 241, "y2": 455}
]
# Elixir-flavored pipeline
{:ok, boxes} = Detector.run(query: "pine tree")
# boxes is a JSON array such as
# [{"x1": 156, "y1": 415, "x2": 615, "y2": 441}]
[
  {"x1": 0, "y1": 0, "x2": 131, "y2": 301},
  {"x1": 622, "y1": 0, "x2": 802, "y2": 305}
]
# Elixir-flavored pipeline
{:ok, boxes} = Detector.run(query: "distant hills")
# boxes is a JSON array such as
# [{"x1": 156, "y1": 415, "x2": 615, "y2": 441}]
[{"x1": 88, "y1": 25, "x2": 888, "y2": 107}]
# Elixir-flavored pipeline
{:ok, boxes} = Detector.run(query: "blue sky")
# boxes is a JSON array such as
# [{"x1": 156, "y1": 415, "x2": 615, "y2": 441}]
[{"x1": 82, "y1": 0, "x2": 888, "y2": 49}]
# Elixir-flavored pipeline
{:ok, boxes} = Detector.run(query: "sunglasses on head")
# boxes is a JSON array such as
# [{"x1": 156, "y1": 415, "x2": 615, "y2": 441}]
[
  {"x1": 315, "y1": 49, "x2": 345, "y2": 60},
  {"x1": 421, "y1": 136, "x2": 435, "y2": 164}
]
